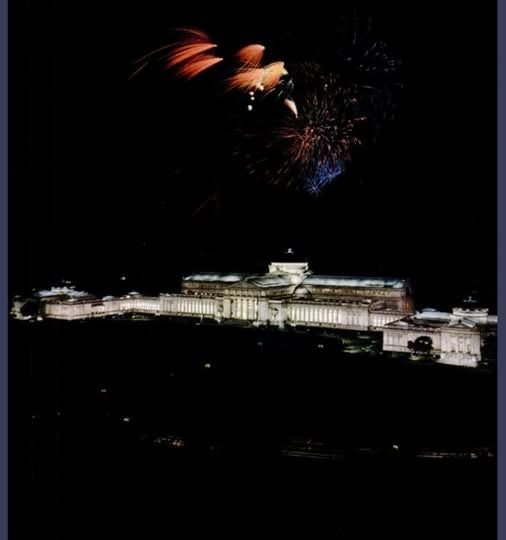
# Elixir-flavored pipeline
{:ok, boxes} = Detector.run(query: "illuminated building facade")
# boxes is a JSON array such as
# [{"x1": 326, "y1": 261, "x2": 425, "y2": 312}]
[
  {"x1": 11, "y1": 260, "x2": 496, "y2": 367},
  {"x1": 166, "y1": 260, "x2": 414, "y2": 330}
]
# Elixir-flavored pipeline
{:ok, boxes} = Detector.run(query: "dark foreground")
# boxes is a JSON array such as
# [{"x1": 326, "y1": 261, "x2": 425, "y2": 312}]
[{"x1": 10, "y1": 318, "x2": 496, "y2": 539}]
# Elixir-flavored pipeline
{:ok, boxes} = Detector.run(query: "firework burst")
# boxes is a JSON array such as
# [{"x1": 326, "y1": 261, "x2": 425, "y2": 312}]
[
  {"x1": 128, "y1": 23, "x2": 402, "y2": 201},
  {"x1": 164, "y1": 42, "x2": 218, "y2": 69},
  {"x1": 334, "y1": 37, "x2": 402, "y2": 126},
  {"x1": 273, "y1": 86, "x2": 365, "y2": 193},
  {"x1": 235, "y1": 44, "x2": 266, "y2": 68},
  {"x1": 226, "y1": 61, "x2": 288, "y2": 93},
  {"x1": 175, "y1": 54, "x2": 224, "y2": 79},
  {"x1": 130, "y1": 28, "x2": 223, "y2": 81},
  {"x1": 231, "y1": 47, "x2": 404, "y2": 196},
  {"x1": 130, "y1": 27, "x2": 289, "y2": 100}
]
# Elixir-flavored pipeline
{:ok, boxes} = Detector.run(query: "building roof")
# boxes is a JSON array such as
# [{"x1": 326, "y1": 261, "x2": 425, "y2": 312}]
[
  {"x1": 183, "y1": 269, "x2": 410, "y2": 292},
  {"x1": 447, "y1": 319, "x2": 478, "y2": 329},
  {"x1": 384, "y1": 309, "x2": 482, "y2": 331},
  {"x1": 302, "y1": 276, "x2": 408, "y2": 289},
  {"x1": 35, "y1": 286, "x2": 92, "y2": 299},
  {"x1": 182, "y1": 272, "x2": 295, "y2": 289},
  {"x1": 414, "y1": 310, "x2": 452, "y2": 322},
  {"x1": 246, "y1": 275, "x2": 293, "y2": 288},
  {"x1": 182, "y1": 273, "x2": 248, "y2": 283}
]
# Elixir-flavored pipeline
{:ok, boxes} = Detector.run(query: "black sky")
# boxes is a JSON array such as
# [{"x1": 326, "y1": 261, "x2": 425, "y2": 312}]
[{"x1": 10, "y1": 1, "x2": 497, "y2": 309}]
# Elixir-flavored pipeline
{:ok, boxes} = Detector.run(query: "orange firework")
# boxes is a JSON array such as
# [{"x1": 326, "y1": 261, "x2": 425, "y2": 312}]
[
  {"x1": 176, "y1": 55, "x2": 223, "y2": 79},
  {"x1": 235, "y1": 44, "x2": 265, "y2": 68},
  {"x1": 261, "y1": 61, "x2": 287, "y2": 90},
  {"x1": 163, "y1": 28, "x2": 221, "y2": 78},
  {"x1": 130, "y1": 27, "x2": 222, "y2": 80},
  {"x1": 173, "y1": 27, "x2": 211, "y2": 41},
  {"x1": 165, "y1": 42, "x2": 218, "y2": 69},
  {"x1": 226, "y1": 68, "x2": 265, "y2": 91},
  {"x1": 226, "y1": 62, "x2": 287, "y2": 92},
  {"x1": 130, "y1": 27, "x2": 288, "y2": 94}
]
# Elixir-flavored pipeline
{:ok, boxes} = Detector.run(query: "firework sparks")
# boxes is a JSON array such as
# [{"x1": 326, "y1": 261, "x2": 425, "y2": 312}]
[
  {"x1": 163, "y1": 29, "x2": 222, "y2": 79},
  {"x1": 130, "y1": 28, "x2": 222, "y2": 81},
  {"x1": 165, "y1": 42, "x2": 218, "y2": 69},
  {"x1": 234, "y1": 69, "x2": 366, "y2": 195},
  {"x1": 226, "y1": 61, "x2": 287, "y2": 92},
  {"x1": 341, "y1": 39, "x2": 401, "y2": 76},
  {"x1": 176, "y1": 54, "x2": 223, "y2": 79},
  {"x1": 283, "y1": 98, "x2": 298, "y2": 117},
  {"x1": 304, "y1": 159, "x2": 346, "y2": 195},
  {"x1": 130, "y1": 27, "x2": 289, "y2": 98},
  {"x1": 226, "y1": 67, "x2": 265, "y2": 92},
  {"x1": 334, "y1": 37, "x2": 402, "y2": 126},
  {"x1": 235, "y1": 44, "x2": 265, "y2": 68},
  {"x1": 128, "y1": 24, "x2": 400, "y2": 199},
  {"x1": 262, "y1": 62, "x2": 288, "y2": 90},
  {"x1": 127, "y1": 61, "x2": 148, "y2": 81},
  {"x1": 230, "y1": 45, "x2": 288, "y2": 95},
  {"x1": 274, "y1": 87, "x2": 365, "y2": 193}
]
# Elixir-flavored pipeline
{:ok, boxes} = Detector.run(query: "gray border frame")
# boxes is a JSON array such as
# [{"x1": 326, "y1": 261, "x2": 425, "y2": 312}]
[
  {"x1": 1, "y1": 0, "x2": 7, "y2": 537},
  {"x1": 498, "y1": 2, "x2": 505, "y2": 539},
  {"x1": 0, "y1": 2, "x2": 503, "y2": 540}
]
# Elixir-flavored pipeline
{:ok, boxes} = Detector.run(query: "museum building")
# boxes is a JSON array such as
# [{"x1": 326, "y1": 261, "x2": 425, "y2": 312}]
[{"x1": 11, "y1": 259, "x2": 496, "y2": 367}]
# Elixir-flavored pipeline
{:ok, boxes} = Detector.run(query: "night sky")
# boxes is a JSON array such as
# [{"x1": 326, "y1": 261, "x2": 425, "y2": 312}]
[{"x1": 10, "y1": 1, "x2": 497, "y2": 309}]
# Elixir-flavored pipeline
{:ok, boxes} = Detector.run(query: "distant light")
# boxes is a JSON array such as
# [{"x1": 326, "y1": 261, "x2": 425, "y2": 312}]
[
  {"x1": 317, "y1": 343, "x2": 324, "y2": 349},
  {"x1": 393, "y1": 444, "x2": 399, "y2": 451},
  {"x1": 122, "y1": 417, "x2": 131, "y2": 423},
  {"x1": 120, "y1": 275, "x2": 127, "y2": 281},
  {"x1": 204, "y1": 363, "x2": 212, "y2": 369},
  {"x1": 100, "y1": 388, "x2": 108, "y2": 393},
  {"x1": 247, "y1": 105, "x2": 253, "y2": 111}
]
